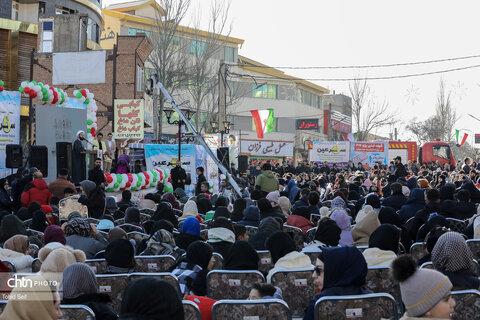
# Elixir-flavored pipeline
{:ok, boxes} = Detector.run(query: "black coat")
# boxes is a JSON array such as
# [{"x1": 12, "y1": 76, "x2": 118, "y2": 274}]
[
  {"x1": 72, "y1": 139, "x2": 86, "y2": 185},
  {"x1": 170, "y1": 166, "x2": 187, "y2": 190},
  {"x1": 88, "y1": 167, "x2": 106, "y2": 187},
  {"x1": 394, "y1": 163, "x2": 407, "y2": 179},
  {"x1": 248, "y1": 231, "x2": 272, "y2": 250},
  {"x1": 382, "y1": 194, "x2": 407, "y2": 212},
  {"x1": 195, "y1": 174, "x2": 206, "y2": 195},
  {"x1": 174, "y1": 232, "x2": 204, "y2": 251},
  {"x1": 63, "y1": 293, "x2": 118, "y2": 320},
  {"x1": 0, "y1": 189, "x2": 13, "y2": 213},
  {"x1": 453, "y1": 201, "x2": 477, "y2": 220}
]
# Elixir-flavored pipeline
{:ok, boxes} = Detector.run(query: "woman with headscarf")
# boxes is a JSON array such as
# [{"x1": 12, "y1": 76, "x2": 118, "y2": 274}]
[
  {"x1": 78, "y1": 180, "x2": 105, "y2": 219},
  {"x1": 44, "y1": 225, "x2": 66, "y2": 246},
  {"x1": 151, "y1": 202, "x2": 178, "y2": 227},
  {"x1": 175, "y1": 217, "x2": 204, "y2": 250},
  {"x1": 231, "y1": 198, "x2": 247, "y2": 222},
  {"x1": 286, "y1": 179, "x2": 300, "y2": 204},
  {"x1": 178, "y1": 200, "x2": 199, "y2": 222},
  {"x1": 61, "y1": 263, "x2": 117, "y2": 319},
  {"x1": 105, "y1": 238, "x2": 136, "y2": 274},
  {"x1": 31, "y1": 210, "x2": 47, "y2": 232},
  {"x1": 224, "y1": 240, "x2": 259, "y2": 271},
  {"x1": 304, "y1": 247, "x2": 371, "y2": 320},
  {"x1": 362, "y1": 224, "x2": 400, "y2": 267},
  {"x1": 398, "y1": 188, "x2": 426, "y2": 224},
  {"x1": 0, "y1": 275, "x2": 63, "y2": 320},
  {"x1": 351, "y1": 205, "x2": 380, "y2": 246},
  {"x1": 162, "y1": 193, "x2": 181, "y2": 211},
  {"x1": 0, "y1": 214, "x2": 28, "y2": 244},
  {"x1": 378, "y1": 206, "x2": 412, "y2": 250},
  {"x1": 286, "y1": 206, "x2": 314, "y2": 236},
  {"x1": 265, "y1": 231, "x2": 312, "y2": 283},
  {"x1": 330, "y1": 209, "x2": 353, "y2": 247},
  {"x1": 141, "y1": 229, "x2": 184, "y2": 262},
  {"x1": 0, "y1": 178, "x2": 13, "y2": 213},
  {"x1": 105, "y1": 196, "x2": 119, "y2": 216},
  {"x1": 119, "y1": 278, "x2": 184, "y2": 320},
  {"x1": 238, "y1": 206, "x2": 261, "y2": 228},
  {"x1": 303, "y1": 218, "x2": 341, "y2": 252},
  {"x1": 115, "y1": 153, "x2": 130, "y2": 174},
  {"x1": 197, "y1": 197, "x2": 212, "y2": 215},
  {"x1": 248, "y1": 216, "x2": 281, "y2": 250},
  {"x1": 174, "y1": 188, "x2": 189, "y2": 204},
  {"x1": 278, "y1": 196, "x2": 292, "y2": 216},
  {"x1": 207, "y1": 217, "x2": 235, "y2": 258},
  {"x1": 258, "y1": 198, "x2": 285, "y2": 222},
  {"x1": 64, "y1": 218, "x2": 108, "y2": 259},
  {"x1": 0, "y1": 234, "x2": 33, "y2": 272},
  {"x1": 171, "y1": 240, "x2": 214, "y2": 296},
  {"x1": 125, "y1": 207, "x2": 141, "y2": 227},
  {"x1": 432, "y1": 232, "x2": 480, "y2": 290}
]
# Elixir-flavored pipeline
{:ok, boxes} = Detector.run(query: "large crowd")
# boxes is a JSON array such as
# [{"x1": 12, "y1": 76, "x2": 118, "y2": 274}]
[{"x1": 0, "y1": 155, "x2": 478, "y2": 319}]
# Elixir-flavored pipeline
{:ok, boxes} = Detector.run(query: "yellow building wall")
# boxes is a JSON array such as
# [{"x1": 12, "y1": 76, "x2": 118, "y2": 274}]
[{"x1": 100, "y1": 13, "x2": 121, "y2": 49}]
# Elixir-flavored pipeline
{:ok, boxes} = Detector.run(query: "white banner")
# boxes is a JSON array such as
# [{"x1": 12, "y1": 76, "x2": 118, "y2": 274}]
[
  {"x1": 52, "y1": 51, "x2": 106, "y2": 85},
  {"x1": 310, "y1": 141, "x2": 350, "y2": 164},
  {"x1": 240, "y1": 140, "x2": 294, "y2": 157},
  {"x1": 0, "y1": 91, "x2": 21, "y2": 178}
]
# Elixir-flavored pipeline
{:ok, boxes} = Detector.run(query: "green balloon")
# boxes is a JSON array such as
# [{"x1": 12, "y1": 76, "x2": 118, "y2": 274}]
[
  {"x1": 87, "y1": 129, "x2": 91, "y2": 133},
  {"x1": 19, "y1": 87, "x2": 24, "y2": 93},
  {"x1": 87, "y1": 119, "x2": 93, "y2": 125},
  {"x1": 0, "y1": 81, "x2": 4, "y2": 86},
  {"x1": 136, "y1": 181, "x2": 141, "y2": 187},
  {"x1": 114, "y1": 183, "x2": 119, "y2": 188},
  {"x1": 117, "y1": 174, "x2": 122, "y2": 184},
  {"x1": 42, "y1": 96, "x2": 48, "y2": 102},
  {"x1": 152, "y1": 176, "x2": 157, "y2": 182},
  {"x1": 42, "y1": 88, "x2": 47, "y2": 94},
  {"x1": 107, "y1": 188, "x2": 114, "y2": 192},
  {"x1": 85, "y1": 98, "x2": 90, "y2": 104},
  {"x1": 137, "y1": 174, "x2": 142, "y2": 181},
  {"x1": 76, "y1": 93, "x2": 82, "y2": 98},
  {"x1": 31, "y1": 81, "x2": 36, "y2": 85}
]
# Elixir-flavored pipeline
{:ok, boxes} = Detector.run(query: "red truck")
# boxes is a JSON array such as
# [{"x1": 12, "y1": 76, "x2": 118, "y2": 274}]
[{"x1": 388, "y1": 141, "x2": 456, "y2": 167}]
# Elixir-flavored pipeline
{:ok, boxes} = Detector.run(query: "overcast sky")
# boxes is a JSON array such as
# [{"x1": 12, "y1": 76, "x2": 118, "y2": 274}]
[{"x1": 104, "y1": 0, "x2": 480, "y2": 142}]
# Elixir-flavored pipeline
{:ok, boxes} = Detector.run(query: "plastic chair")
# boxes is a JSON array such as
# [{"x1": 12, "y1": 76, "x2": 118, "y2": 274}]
[
  {"x1": 134, "y1": 255, "x2": 176, "y2": 272},
  {"x1": 207, "y1": 270, "x2": 265, "y2": 300},
  {"x1": 212, "y1": 299, "x2": 292, "y2": 320}
]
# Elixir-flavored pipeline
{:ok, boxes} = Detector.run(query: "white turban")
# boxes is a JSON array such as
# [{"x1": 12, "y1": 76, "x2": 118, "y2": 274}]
[{"x1": 76, "y1": 130, "x2": 85, "y2": 137}]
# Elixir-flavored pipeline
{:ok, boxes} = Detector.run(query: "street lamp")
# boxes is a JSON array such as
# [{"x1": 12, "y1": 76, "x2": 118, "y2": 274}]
[
  {"x1": 164, "y1": 105, "x2": 196, "y2": 161},
  {"x1": 210, "y1": 120, "x2": 232, "y2": 147}
]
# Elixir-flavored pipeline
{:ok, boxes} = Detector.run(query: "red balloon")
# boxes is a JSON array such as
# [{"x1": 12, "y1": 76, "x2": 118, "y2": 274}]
[
  {"x1": 127, "y1": 173, "x2": 133, "y2": 183},
  {"x1": 80, "y1": 89, "x2": 87, "y2": 97},
  {"x1": 29, "y1": 91, "x2": 37, "y2": 98},
  {"x1": 120, "y1": 187, "x2": 126, "y2": 191},
  {"x1": 0, "y1": 86, "x2": 4, "y2": 92},
  {"x1": 24, "y1": 87, "x2": 30, "y2": 94},
  {"x1": 126, "y1": 182, "x2": 131, "y2": 188},
  {"x1": 105, "y1": 173, "x2": 113, "y2": 183}
]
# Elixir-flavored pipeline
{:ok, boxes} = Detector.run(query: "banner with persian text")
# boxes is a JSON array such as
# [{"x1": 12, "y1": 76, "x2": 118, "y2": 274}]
[
  {"x1": 240, "y1": 140, "x2": 294, "y2": 157},
  {"x1": 350, "y1": 141, "x2": 389, "y2": 168},
  {"x1": 309, "y1": 141, "x2": 350, "y2": 166},
  {"x1": 114, "y1": 99, "x2": 144, "y2": 139}
]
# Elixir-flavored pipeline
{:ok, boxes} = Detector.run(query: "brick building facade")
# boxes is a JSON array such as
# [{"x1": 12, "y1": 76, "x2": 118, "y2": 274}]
[{"x1": 32, "y1": 34, "x2": 152, "y2": 139}]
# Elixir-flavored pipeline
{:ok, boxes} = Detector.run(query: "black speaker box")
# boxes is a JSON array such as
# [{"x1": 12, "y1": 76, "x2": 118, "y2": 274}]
[
  {"x1": 6, "y1": 144, "x2": 22, "y2": 168},
  {"x1": 56, "y1": 142, "x2": 72, "y2": 177},
  {"x1": 238, "y1": 155, "x2": 248, "y2": 173},
  {"x1": 30, "y1": 146, "x2": 48, "y2": 177}
]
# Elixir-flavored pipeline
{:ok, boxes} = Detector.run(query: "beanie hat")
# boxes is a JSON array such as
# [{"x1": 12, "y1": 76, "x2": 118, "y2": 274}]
[
  {"x1": 320, "y1": 206, "x2": 330, "y2": 218},
  {"x1": 44, "y1": 225, "x2": 66, "y2": 245},
  {"x1": 182, "y1": 217, "x2": 200, "y2": 236},
  {"x1": 392, "y1": 255, "x2": 452, "y2": 317},
  {"x1": 39, "y1": 245, "x2": 86, "y2": 274},
  {"x1": 62, "y1": 263, "x2": 98, "y2": 299},
  {"x1": 64, "y1": 218, "x2": 91, "y2": 237},
  {"x1": 105, "y1": 239, "x2": 134, "y2": 268},
  {"x1": 41, "y1": 205, "x2": 53, "y2": 214},
  {"x1": 266, "y1": 191, "x2": 280, "y2": 207},
  {"x1": 108, "y1": 227, "x2": 127, "y2": 242},
  {"x1": 97, "y1": 219, "x2": 115, "y2": 231}
]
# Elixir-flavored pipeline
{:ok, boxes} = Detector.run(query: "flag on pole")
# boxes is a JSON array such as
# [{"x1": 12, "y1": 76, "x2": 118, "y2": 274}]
[
  {"x1": 460, "y1": 133, "x2": 469, "y2": 146},
  {"x1": 251, "y1": 109, "x2": 274, "y2": 138},
  {"x1": 344, "y1": 132, "x2": 356, "y2": 141}
]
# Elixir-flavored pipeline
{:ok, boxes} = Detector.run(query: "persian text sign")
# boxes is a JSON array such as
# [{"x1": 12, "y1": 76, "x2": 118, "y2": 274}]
[
  {"x1": 350, "y1": 141, "x2": 389, "y2": 168},
  {"x1": 241, "y1": 140, "x2": 294, "y2": 157},
  {"x1": 114, "y1": 99, "x2": 144, "y2": 139},
  {"x1": 310, "y1": 141, "x2": 350, "y2": 163},
  {"x1": 296, "y1": 118, "x2": 319, "y2": 130}
]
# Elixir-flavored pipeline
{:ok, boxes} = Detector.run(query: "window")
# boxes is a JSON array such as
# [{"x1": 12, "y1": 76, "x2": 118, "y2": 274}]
[
  {"x1": 252, "y1": 84, "x2": 277, "y2": 99},
  {"x1": 432, "y1": 145, "x2": 451, "y2": 160},
  {"x1": 128, "y1": 27, "x2": 150, "y2": 38},
  {"x1": 12, "y1": 1, "x2": 19, "y2": 20},
  {"x1": 55, "y1": 6, "x2": 72, "y2": 14},
  {"x1": 190, "y1": 40, "x2": 206, "y2": 56},
  {"x1": 223, "y1": 46, "x2": 236, "y2": 62},
  {"x1": 136, "y1": 65, "x2": 144, "y2": 92},
  {"x1": 40, "y1": 21, "x2": 54, "y2": 53}
]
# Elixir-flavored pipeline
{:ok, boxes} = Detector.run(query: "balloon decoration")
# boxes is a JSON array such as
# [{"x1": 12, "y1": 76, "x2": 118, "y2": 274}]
[
  {"x1": 18, "y1": 81, "x2": 68, "y2": 106},
  {"x1": 0, "y1": 81, "x2": 4, "y2": 92},
  {"x1": 105, "y1": 168, "x2": 168, "y2": 193},
  {"x1": 74, "y1": 88, "x2": 97, "y2": 142}
]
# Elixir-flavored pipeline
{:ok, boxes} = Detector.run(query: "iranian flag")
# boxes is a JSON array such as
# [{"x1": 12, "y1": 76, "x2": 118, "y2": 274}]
[{"x1": 251, "y1": 109, "x2": 274, "y2": 139}]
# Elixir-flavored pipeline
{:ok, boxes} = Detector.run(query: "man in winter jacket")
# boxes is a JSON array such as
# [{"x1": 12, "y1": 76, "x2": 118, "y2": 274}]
[
  {"x1": 20, "y1": 172, "x2": 52, "y2": 207},
  {"x1": 382, "y1": 183, "x2": 407, "y2": 211},
  {"x1": 254, "y1": 163, "x2": 279, "y2": 196},
  {"x1": 393, "y1": 156, "x2": 407, "y2": 179}
]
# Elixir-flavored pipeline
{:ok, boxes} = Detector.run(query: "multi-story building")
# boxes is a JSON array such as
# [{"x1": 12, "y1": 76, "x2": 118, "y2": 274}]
[{"x1": 1, "y1": 0, "x2": 104, "y2": 144}]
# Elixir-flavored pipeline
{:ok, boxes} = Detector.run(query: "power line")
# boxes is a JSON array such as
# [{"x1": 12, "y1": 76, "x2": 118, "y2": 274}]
[
  {"x1": 227, "y1": 64, "x2": 480, "y2": 81},
  {"x1": 230, "y1": 54, "x2": 480, "y2": 70}
]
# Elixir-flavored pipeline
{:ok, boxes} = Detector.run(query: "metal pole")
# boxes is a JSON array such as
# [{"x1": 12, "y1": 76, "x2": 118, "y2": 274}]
[{"x1": 178, "y1": 121, "x2": 182, "y2": 161}]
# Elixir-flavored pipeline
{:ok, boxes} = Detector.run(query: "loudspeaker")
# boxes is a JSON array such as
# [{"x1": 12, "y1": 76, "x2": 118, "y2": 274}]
[
  {"x1": 217, "y1": 147, "x2": 230, "y2": 170},
  {"x1": 238, "y1": 155, "x2": 248, "y2": 173},
  {"x1": 56, "y1": 142, "x2": 72, "y2": 177},
  {"x1": 6, "y1": 144, "x2": 22, "y2": 168},
  {"x1": 30, "y1": 146, "x2": 48, "y2": 177}
]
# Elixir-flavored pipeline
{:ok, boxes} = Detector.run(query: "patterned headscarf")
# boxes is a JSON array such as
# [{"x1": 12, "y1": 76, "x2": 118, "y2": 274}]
[
  {"x1": 432, "y1": 231, "x2": 474, "y2": 272},
  {"x1": 146, "y1": 229, "x2": 177, "y2": 255},
  {"x1": 64, "y1": 218, "x2": 91, "y2": 238},
  {"x1": 331, "y1": 196, "x2": 346, "y2": 209}
]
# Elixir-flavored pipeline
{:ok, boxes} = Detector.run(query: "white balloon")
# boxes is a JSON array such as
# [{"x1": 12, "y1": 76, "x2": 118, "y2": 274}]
[
  {"x1": 34, "y1": 85, "x2": 41, "y2": 92},
  {"x1": 27, "y1": 82, "x2": 34, "y2": 89},
  {"x1": 87, "y1": 92, "x2": 94, "y2": 99},
  {"x1": 131, "y1": 174, "x2": 138, "y2": 187},
  {"x1": 21, "y1": 81, "x2": 27, "y2": 87},
  {"x1": 80, "y1": 96, "x2": 86, "y2": 103},
  {"x1": 138, "y1": 173, "x2": 146, "y2": 186},
  {"x1": 120, "y1": 178, "x2": 127, "y2": 189}
]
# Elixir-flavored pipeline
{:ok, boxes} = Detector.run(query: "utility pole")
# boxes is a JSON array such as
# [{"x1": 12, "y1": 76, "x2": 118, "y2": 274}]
[
  {"x1": 218, "y1": 61, "x2": 227, "y2": 146},
  {"x1": 394, "y1": 127, "x2": 398, "y2": 140}
]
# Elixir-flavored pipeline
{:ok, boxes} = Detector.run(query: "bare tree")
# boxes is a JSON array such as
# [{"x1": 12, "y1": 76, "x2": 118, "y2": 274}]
[
  {"x1": 185, "y1": 0, "x2": 233, "y2": 134},
  {"x1": 349, "y1": 78, "x2": 397, "y2": 141},
  {"x1": 148, "y1": 0, "x2": 191, "y2": 140},
  {"x1": 406, "y1": 79, "x2": 458, "y2": 144}
]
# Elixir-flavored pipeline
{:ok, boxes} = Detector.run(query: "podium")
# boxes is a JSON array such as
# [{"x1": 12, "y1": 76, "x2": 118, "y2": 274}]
[{"x1": 85, "y1": 150, "x2": 102, "y2": 170}]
